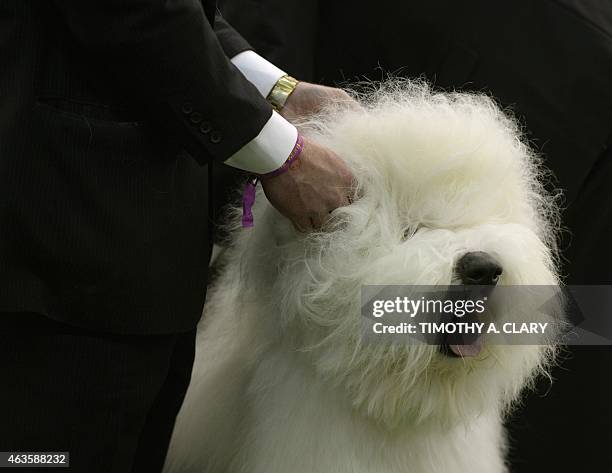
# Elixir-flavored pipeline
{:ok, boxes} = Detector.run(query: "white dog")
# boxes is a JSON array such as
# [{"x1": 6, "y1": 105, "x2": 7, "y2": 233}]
[{"x1": 163, "y1": 82, "x2": 562, "y2": 473}]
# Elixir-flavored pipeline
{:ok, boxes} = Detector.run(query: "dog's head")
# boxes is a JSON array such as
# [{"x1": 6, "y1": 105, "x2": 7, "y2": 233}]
[{"x1": 233, "y1": 81, "x2": 562, "y2": 428}]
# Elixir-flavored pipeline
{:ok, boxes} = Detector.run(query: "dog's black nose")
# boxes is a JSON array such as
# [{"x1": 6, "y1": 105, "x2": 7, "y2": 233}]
[{"x1": 456, "y1": 251, "x2": 502, "y2": 285}]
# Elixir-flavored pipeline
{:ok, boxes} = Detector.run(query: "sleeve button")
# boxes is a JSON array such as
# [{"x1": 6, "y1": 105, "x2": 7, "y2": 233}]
[
  {"x1": 210, "y1": 131, "x2": 223, "y2": 144},
  {"x1": 189, "y1": 112, "x2": 203, "y2": 124},
  {"x1": 181, "y1": 102, "x2": 194, "y2": 114},
  {"x1": 199, "y1": 121, "x2": 212, "y2": 134}
]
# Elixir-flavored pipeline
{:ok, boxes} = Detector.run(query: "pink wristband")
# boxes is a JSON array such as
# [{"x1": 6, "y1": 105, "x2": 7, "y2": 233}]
[
  {"x1": 241, "y1": 134, "x2": 305, "y2": 228},
  {"x1": 258, "y1": 134, "x2": 304, "y2": 179}
]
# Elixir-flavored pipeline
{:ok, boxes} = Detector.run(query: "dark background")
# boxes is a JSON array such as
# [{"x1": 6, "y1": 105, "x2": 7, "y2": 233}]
[{"x1": 220, "y1": 0, "x2": 612, "y2": 471}]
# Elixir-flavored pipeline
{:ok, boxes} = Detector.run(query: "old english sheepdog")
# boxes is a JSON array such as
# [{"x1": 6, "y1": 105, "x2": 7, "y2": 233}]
[{"x1": 163, "y1": 82, "x2": 563, "y2": 473}]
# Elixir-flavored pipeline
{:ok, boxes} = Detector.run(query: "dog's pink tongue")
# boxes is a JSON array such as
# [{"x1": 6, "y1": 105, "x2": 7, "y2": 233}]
[{"x1": 449, "y1": 336, "x2": 484, "y2": 357}]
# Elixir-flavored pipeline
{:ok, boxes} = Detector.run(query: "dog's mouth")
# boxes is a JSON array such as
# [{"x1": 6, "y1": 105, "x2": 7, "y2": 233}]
[
  {"x1": 439, "y1": 311, "x2": 488, "y2": 358},
  {"x1": 440, "y1": 337, "x2": 484, "y2": 358}
]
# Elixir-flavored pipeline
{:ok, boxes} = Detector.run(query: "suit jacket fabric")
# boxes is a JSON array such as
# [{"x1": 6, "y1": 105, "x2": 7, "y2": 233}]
[{"x1": 0, "y1": 0, "x2": 272, "y2": 334}]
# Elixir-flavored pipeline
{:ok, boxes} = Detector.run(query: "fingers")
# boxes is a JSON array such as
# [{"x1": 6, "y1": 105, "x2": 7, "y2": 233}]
[
  {"x1": 310, "y1": 214, "x2": 324, "y2": 230},
  {"x1": 327, "y1": 189, "x2": 351, "y2": 212},
  {"x1": 291, "y1": 212, "x2": 326, "y2": 233},
  {"x1": 291, "y1": 215, "x2": 318, "y2": 233},
  {"x1": 291, "y1": 208, "x2": 336, "y2": 232},
  {"x1": 300, "y1": 196, "x2": 354, "y2": 230},
  {"x1": 291, "y1": 219, "x2": 310, "y2": 233},
  {"x1": 289, "y1": 194, "x2": 353, "y2": 232}
]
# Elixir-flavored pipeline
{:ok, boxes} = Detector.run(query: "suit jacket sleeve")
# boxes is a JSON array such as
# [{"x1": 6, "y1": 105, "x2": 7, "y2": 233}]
[
  {"x1": 220, "y1": 0, "x2": 319, "y2": 81},
  {"x1": 51, "y1": 0, "x2": 273, "y2": 164},
  {"x1": 213, "y1": 12, "x2": 253, "y2": 58}
]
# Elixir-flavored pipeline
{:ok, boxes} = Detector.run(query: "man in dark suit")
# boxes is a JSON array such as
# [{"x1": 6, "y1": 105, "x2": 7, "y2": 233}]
[
  {"x1": 221, "y1": 0, "x2": 612, "y2": 471},
  {"x1": 0, "y1": 1, "x2": 354, "y2": 471}
]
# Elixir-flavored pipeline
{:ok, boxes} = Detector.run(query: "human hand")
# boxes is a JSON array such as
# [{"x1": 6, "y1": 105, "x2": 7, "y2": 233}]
[
  {"x1": 280, "y1": 82, "x2": 358, "y2": 122},
  {"x1": 260, "y1": 136, "x2": 354, "y2": 231}
]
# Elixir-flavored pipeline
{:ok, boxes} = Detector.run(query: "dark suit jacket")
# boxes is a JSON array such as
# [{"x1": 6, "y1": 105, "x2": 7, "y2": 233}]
[{"x1": 0, "y1": 0, "x2": 272, "y2": 334}]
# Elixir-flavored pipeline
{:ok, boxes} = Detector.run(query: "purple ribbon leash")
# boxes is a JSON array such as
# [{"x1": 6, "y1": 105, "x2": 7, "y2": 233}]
[
  {"x1": 241, "y1": 178, "x2": 258, "y2": 228},
  {"x1": 241, "y1": 134, "x2": 305, "y2": 228}
]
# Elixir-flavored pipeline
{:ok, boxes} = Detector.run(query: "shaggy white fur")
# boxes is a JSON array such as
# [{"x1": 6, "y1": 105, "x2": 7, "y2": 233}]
[{"x1": 163, "y1": 81, "x2": 562, "y2": 473}]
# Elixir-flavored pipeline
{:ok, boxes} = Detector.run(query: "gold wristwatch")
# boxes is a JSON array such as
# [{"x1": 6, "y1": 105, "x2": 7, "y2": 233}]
[{"x1": 266, "y1": 75, "x2": 299, "y2": 112}]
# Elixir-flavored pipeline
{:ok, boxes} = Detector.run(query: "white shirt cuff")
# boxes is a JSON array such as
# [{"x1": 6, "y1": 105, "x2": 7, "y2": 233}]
[
  {"x1": 224, "y1": 111, "x2": 298, "y2": 174},
  {"x1": 230, "y1": 50, "x2": 286, "y2": 97}
]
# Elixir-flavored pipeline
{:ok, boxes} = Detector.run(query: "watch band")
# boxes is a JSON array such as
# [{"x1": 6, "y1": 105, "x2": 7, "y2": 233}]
[{"x1": 266, "y1": 75, "x2": 299, "y2": 111}]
